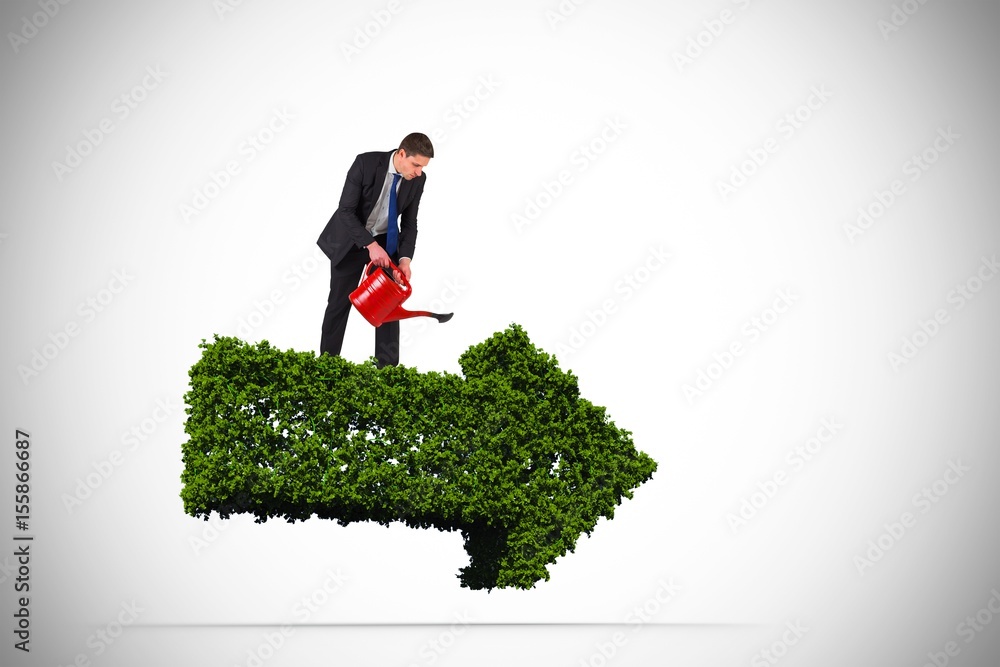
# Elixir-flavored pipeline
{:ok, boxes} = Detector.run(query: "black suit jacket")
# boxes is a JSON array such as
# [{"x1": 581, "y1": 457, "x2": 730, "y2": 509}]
[{"x1": 317, "y1": 150, "x2": 425, "y2": 267}]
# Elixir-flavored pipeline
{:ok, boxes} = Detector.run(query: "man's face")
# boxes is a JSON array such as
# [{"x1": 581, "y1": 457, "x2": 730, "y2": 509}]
[{"x1": 396, "y1": 149, "x2": 430, "y2": 180}]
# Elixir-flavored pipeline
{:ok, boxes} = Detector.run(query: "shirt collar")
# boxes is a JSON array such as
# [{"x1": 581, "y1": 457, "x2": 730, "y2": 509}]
[{"x1": 388, "y1": 150, "x2": 400, "y2": 176}]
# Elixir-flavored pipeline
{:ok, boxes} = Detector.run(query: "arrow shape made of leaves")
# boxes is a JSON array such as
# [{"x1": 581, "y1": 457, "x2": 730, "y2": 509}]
[{"x1": 180, "y1": 324, "x2": 657, "y2": 590}]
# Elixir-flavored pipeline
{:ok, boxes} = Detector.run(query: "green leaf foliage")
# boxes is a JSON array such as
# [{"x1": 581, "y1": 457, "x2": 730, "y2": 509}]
[{"x1": 181, "y1": 324, "x2": 657, "y2": 590}]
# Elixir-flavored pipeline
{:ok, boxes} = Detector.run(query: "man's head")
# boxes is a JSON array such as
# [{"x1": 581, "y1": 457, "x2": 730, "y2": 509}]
[{"x1": 395, "y1": 132, "x2": 433, "y2": 180}]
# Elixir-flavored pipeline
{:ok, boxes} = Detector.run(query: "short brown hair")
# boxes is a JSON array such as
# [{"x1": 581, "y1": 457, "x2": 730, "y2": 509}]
[{"x1": 399, "y1": 132, "x2": 434, "y2": 159}]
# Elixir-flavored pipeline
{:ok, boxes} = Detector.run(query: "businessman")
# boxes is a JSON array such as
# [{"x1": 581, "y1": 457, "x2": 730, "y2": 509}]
[{"x1": 317, "y1": 132, "x2": 433, "y2": 367}]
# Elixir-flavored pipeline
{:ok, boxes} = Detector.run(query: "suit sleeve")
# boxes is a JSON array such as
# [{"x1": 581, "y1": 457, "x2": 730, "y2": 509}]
[
  {"x1": 334, "y1": 154, "x2": 377, "y2": 250},
  {"x1": 398, "y1": 173, "x2": 424, "y2": 260}
]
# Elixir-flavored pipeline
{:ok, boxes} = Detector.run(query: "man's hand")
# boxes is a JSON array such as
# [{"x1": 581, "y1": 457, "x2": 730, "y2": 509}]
[
  {"x1": 396, "y1": 258, "x2": 412, "y2": 282},
  {"x1": 367, "y1": 242, "x2": 390, "y2": 268}
]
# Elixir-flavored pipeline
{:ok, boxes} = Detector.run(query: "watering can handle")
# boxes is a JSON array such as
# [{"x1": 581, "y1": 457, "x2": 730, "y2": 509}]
[{"x1": 361, "y1": 260, "x2": 411, "y2": 291}]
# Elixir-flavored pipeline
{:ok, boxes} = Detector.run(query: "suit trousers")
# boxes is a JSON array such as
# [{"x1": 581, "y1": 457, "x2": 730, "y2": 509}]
[{"x1": 320, "y1": 234, "x2": 400, "y2": 367}]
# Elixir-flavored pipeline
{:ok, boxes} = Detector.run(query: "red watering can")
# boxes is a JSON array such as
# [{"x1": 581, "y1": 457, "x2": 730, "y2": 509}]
[{"x1": 349, "y1": 260, "x2": 454, "y2": 327}]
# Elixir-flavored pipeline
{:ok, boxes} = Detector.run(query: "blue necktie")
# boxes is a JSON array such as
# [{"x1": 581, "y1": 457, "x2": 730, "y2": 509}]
[{"x1": 386, "y1": 172, "x2": 401, "y2": 256}]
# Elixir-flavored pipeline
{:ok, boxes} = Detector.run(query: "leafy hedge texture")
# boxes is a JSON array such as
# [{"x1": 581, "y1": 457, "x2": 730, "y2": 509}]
[{"x1": 181, "y1": 324, "x2": 657, "y2": 590}]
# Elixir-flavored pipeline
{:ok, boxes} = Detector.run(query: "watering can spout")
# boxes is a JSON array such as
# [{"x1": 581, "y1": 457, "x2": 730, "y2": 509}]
[
  {"x1": 349, "y1": 261, "x2": 454, "y2": 327},
  {"x1": 384, "y1": 306, "x2": 454, "y2": 324}
]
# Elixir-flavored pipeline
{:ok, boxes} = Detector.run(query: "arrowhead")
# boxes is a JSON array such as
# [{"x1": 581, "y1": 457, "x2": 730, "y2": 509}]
[{"x1": 181, "y1": 324, "x2": 657, "y2": 589}]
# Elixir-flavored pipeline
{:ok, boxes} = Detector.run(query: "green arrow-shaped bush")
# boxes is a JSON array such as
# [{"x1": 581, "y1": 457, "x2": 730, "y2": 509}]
[{"x1": 181, "y1": 324, "x2": 657, "y2": 590}]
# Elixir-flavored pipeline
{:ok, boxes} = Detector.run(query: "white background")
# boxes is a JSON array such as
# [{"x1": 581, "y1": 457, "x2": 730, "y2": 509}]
[{"x1": 2, "y1": 1, "x2": 999, "y2": 665}]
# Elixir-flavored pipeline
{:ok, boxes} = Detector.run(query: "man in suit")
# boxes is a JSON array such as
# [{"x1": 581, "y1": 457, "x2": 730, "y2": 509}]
[{"x1": 317, "y1": 133, "x2": 433, "y2": 367}]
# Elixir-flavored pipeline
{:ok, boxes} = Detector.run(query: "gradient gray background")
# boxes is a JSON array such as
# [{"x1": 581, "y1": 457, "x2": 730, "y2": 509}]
[{"x1": 2, "y1": 0, "x2": 998, "y2": 665}]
